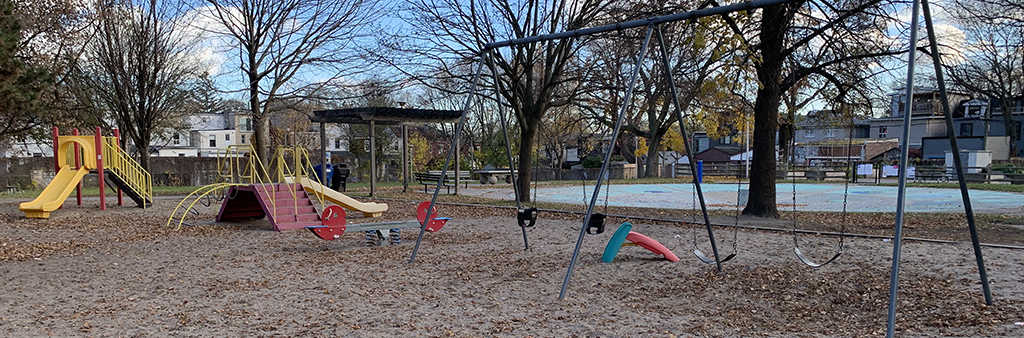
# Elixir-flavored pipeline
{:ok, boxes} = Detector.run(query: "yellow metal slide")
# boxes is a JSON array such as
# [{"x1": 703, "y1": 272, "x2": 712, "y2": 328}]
[
  {"x1": 290, "y1": 176, "x2": 388, "y2": 217},
  {"x1": 20, "y1": 166, "x2": 90, "y2": 218}
]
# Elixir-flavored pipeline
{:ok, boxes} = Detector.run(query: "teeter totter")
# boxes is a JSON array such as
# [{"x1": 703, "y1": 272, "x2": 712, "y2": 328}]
[
  {"x1": 307, "y1": 201, "x2": 450, "y2": 242},
  {"x1": 602, "y1": 222, "x2": 679, "y2": 263}
]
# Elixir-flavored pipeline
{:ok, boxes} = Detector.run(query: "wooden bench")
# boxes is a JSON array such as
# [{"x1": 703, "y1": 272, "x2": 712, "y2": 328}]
[
  {"x1": 414, "y1": 172, "x2": 456, "y2": 193},
  {"x1": 914, "y1": 166, "x2": 946, "y2": 182},
  {"x1": 428, "y1": 170, "x2": 473, "y2": 188}
]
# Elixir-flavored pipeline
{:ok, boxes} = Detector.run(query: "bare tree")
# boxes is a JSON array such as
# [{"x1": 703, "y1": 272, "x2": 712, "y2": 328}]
[
  {"x1": 715, "y1": 0, "x2": 905, "y2": 218},
  {"x1": 946, "y1": 0, "x2": 1023, "y2": 157},
  {"x1": 200, "y1": 0, "x2": 384, "y2": 162},
  {"x1": 75, "y1": 0, "x2": 201, "y2": 170},
  {"x1": 398, "y1": 0, "x2": 611, "y2": 203}
]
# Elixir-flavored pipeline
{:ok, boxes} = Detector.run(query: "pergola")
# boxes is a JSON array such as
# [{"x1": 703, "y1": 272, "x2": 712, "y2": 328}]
[{"x1": 311, "y1": 107, "x2": 464, "y2": 196}]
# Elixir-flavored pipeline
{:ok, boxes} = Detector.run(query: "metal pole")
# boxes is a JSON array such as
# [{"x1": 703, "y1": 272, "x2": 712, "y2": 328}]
[
  {"x1": 402, "y1": 125, "x2": 409, "y2": 193},
  {"x1": 409, "y1": 56, "x2": 487, "y2": 263},
  {"x1": 921, "y1": 0, "x2": 992, "y2": 306},
  {"x1": 73, "y1": 128, "x2": 82, "y2": 205},
  {"x1": 113, "y1": 128, "x2": 123, "y2": 206},
  {"x1": 655, "y1": 25, "x2": 724, "y2": 271},
  {"x1": 320, "y1": 122, "x2": 327, "y2": 186},
  {"x1": 559, "y1": 26, "x2": 654, "y2": 300},
  {"x1": 488, "y1": 50, "x2": 530, "y2": 250},
  {"x1": 886, "y1": 0, "x2": 921, "y2": 336},
  {"x1": 369, "y1": 120, "x2": 376, "y2": 197},
  {"x1": 95, "y1": 127, "x2": 106, "y2": 210},
  {"x1": 485, "y1": 0, "x2": 791, "y2": 49}
]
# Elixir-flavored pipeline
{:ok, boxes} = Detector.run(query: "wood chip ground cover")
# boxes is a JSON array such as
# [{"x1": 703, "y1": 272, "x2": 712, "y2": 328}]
[{"x1": 0, "y1": 197, "x2": 1022, "y2": 337}]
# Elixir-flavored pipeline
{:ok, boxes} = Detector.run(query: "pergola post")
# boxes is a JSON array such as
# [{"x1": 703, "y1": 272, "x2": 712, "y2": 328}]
[
  {"x1": 369, "y1": 120, "x2": 376, "y2": 197},
  {"x1": 402, "y1": 125, "x2": 409, "y2": 193},
  {"x1": 454, "y1": 135, "x2": 461, "y2": 195},
  {"x1": 320, "y1": 122, "x2": 327, "y2": 183}
]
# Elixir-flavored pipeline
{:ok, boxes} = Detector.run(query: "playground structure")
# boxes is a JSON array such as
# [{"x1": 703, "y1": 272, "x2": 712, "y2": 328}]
[
  {"x1": 20, "y1": 127, "x2": 152, "y2": 218},
  {"x1": 167, "y1": 145, "x2": 446, "y2": 243},
  {"x1": 425, "y1": 0, "x2": 995, "y2": 336}
]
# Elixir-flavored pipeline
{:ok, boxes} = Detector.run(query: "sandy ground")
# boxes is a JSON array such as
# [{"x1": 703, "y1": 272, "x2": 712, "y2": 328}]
[{"x1": 2, "y1": 197, "x2": 1023, "y2": 337}]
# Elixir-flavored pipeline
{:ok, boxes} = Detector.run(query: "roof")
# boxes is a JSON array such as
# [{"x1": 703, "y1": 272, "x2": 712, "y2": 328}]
[
  {"x1": 311, "y1": 107, "x2": 463, "y2": 125},
  {"x1": 698, "y1": 145, "x2": 745, "y2": 156}
]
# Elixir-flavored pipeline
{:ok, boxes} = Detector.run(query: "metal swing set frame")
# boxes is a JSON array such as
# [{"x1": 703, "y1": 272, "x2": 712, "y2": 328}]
[{"x1": 407, "y1": 1, "x2": 994, "y2": 335}]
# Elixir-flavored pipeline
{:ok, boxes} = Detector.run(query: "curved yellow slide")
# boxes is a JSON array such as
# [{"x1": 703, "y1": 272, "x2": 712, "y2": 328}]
[
  {"x1": 20, "y1": 166, "x2": 90, "y2": 218},
  {"x1": 291, "y1": 177, "x2": 388, "y2": 217}
]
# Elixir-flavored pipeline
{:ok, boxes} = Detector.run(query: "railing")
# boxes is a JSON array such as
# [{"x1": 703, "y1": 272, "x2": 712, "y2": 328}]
[
  {"x1": 674, "y1": 162, "x2": 851, "y2": 181},
  {"x1": 270, "y1": 146, "x2": 326, "y2": 212},
  {"x1": 102, "y1": 137, "x2": 152, "y2": 206}
]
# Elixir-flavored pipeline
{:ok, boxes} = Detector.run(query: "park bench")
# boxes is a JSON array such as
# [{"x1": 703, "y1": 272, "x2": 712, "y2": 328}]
[
  {"x1": 414, "y1": 172, "x2": 470, "y2": 194},
  {"x1": 914, "y1": 166, "x2": 946, "y2": 182},
  {"x1": 428, "y1": 170, "x2": 473, "y2": 188}
]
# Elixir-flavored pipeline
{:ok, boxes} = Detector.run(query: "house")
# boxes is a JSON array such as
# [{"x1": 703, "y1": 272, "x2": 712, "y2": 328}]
[
  {"x1": 694, "y1": 146, "x2": 745, "y2": 163},
  {"x1": 794, "y1": 110, "x2": 871, "y2": 144},
  {"x1": 795, "y1": 88, "x2": 1022, "y2": 160}
]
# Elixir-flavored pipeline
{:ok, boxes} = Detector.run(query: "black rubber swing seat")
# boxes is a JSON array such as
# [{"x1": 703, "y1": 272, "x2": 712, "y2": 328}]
[
  {"x1": 794, "y1": 247, "x2": 842, "y2": 268},
  {"x1": 693, "y1": 249, "x2": 736, "y2": 265},
  {"x1": 517, "y1": 207, "x2": 538, "y2": 228}
]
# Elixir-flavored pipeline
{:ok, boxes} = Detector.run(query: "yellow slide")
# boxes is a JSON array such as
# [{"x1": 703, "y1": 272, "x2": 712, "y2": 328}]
[
  {"x1": 20, "y1": 166, "x2": 90, "y2": 218},
  {"x1": 291, "y1": 177, "x2": 388, "y2": 217}
]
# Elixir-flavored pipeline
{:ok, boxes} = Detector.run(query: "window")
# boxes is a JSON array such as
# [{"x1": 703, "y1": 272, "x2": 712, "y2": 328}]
[
  {"x1": 878, "y1": 126, "x2": 888, "y2": 138},
  {"x1": 243, "y1": 118, "x2": 252, "y2": 131},
  {"x1": 209, "y1": 135, "x2": 216, "y2": 147},
  {"x1": 722, "y1": 136, "x2": 732, "y2": 144},
  {"x1": 178, "y1": 153, "x2": 186, "y2": 157},
  {"x1": 172, "y1": 134, "x2": 180, "y2": 145},
  {"x1": 826, "y1": 129, "x2": 837, "y2": 138},
  {"x1": 225, "y1": 134, "x2": 231, "y2": 141},
  {"x1": 334, "y1": 138, "x2": 341, "y2": 149},
  {"x1": 804, "y1": 129, "x2": 814, "y2": 138},
  {"x1": 241, "y1": 134, "x2": 246, "y2": 144},
  {"x1": 959, "y1": 123, "x2": 973, "y2": 137}
]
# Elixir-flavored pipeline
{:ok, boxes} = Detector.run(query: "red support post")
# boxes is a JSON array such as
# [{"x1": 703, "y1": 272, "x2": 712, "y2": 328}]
[
  {"x1": 73, "y1": 128, "x2": 82, "y2": 205},
  {"x1": 95, "y1": 127, "x2": 105, "y2": 210},
  {"x1": 113, "y1": 128, "x2": 123, "y2": 206},
  {"x1": 52, "y1": 127, "x2": 61, "y2": 210}
]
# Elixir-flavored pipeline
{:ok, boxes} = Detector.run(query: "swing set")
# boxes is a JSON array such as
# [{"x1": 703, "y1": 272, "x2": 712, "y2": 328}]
[{"x1": 423, "y1": 3, "x2": 993, "y2": 335}]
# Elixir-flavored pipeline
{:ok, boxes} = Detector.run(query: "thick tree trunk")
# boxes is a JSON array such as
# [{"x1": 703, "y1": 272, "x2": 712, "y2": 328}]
[
  {"x1": 999, "y1": 101, "x2": 1019, "y2": 156},
  {"x1": 742, "y1": 4, "x2": 787, "y2": 219},
  {"x1": 645, "y1": 132, "x2": 663, "y2": 178},
  {"x1": 517, "y1": 123, "x2": 537, "y2": 203}
]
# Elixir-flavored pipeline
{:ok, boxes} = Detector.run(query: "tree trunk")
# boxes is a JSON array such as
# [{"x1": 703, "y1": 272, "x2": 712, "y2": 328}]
[
  {"x1": 742, "y1": 4, "x2": 787, "y2": 219},
  {"x1": 138, "y1": 136, "x2": 151, "y2": 172},
  {"x1": 645, "y1": 132, "x2": 663, "y2": 178},
  {"x1": 778, "y1": 122, "x2": 793, "y2": 163},
  {"x1": 999, "y1": 101, "x2": 1019, "y2": 157},
  {"x1": 517, "y1": 122, "x2": 537, "y2": 203}
]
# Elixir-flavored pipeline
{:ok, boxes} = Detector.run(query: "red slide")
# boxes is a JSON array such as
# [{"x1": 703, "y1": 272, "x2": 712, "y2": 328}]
[{"x1": 625, "y1": 231, "x2": 680, "y2": 262}]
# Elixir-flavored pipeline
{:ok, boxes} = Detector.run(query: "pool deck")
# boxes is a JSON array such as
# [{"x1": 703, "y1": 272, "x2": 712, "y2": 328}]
[{"x1": 460, "y1": 182, "x2": 1024, "y2": 215}]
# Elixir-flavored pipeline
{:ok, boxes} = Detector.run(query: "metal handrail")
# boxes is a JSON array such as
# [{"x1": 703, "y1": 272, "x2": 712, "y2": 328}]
[{"x1": 101, "y1": 137, "x2": 152, "y2": 207}]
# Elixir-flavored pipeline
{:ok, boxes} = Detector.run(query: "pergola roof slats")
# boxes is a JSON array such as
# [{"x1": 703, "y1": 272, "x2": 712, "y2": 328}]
[{"x1": 312, "y1": 107, "x2": 462, "y2": 125}]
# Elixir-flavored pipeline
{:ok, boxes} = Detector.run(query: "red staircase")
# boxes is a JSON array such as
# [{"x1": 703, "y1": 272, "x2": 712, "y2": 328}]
[{"x1": 217, "y1": 183, "x2": 322, "y2": 231}]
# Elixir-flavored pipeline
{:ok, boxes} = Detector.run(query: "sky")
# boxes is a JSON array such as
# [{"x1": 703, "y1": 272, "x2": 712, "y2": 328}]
[{"x1": 174, "y1": 0, "x2": 971, "y2": 114}]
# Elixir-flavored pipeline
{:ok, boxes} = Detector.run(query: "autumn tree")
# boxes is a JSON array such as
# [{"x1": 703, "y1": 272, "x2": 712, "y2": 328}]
[
  {"x1": 580, "y1": 0, "x2": 746, "y2": 178},
  {"x1": 397, "y1": 0, "x2": 610, "y2": 203},
  {"x1": 200, "y1": 0, "x2": 384, "y2": 163}
]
